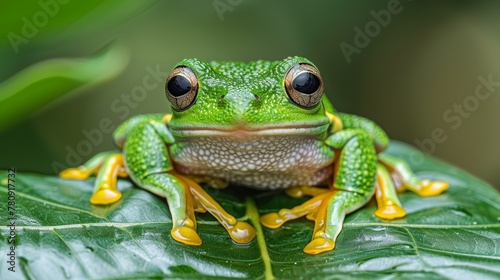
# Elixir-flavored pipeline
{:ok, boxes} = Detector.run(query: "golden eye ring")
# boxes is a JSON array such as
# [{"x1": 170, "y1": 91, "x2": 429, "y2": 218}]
[
  {"x1": 284, "y1": 63, "x2": 324, "y2": 109},
  {"x1": 165, "y1": 66, "x2": 198, "y2": 111}
]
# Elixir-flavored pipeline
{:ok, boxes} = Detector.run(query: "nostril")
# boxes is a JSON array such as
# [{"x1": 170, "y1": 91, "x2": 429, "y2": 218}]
[
  {"x1": 253, "y1": 94, "x2": 261, "y2": 102},
  {"x1": 218, "y1": 94, "x2": 226, "y2": 103}
]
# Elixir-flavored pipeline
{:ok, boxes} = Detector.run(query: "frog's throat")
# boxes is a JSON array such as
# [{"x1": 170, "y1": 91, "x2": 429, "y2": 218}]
[{"x1": 168, "y1": 122, "x2": 331, "y2": 138}]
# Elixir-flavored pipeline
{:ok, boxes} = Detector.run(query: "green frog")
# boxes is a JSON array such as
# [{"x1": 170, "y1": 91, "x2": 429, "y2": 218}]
[{"x1": 60, "y1": 57, "x2": 448, "y2": 254}]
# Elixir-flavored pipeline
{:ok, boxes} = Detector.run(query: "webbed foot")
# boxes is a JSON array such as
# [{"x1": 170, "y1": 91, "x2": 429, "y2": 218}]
[
  {"x1": 171, "y1": 225, "x2": 202, "y2": 246},
  {"x1": 173, "y1": 173, "x2": 256, "y2": 245},
  {"x1": 262, "y1": 188, "x2": 374, "y2": 255},
  {"x1": 90, "y1": 188, "x2": 122, "y2": 205},
  {"x1": 303, "y1": 237, "x2": 335, "y2": 255},
  {"x1": 60, "y1": 152, "x2": 127, "y2": 205},
  {"x1": 261, "y1": 190, "x2": 337, "y2": 254},
  {"x1": 378, "y1": 154, "x2": 448, "y2": 197},
  {"x1": 374, "y1": 155, "x2": 449, "y2": 219},
  {"x1": 261, "y1": 192, "x2": 332, "y2": 229},
  {"x1": 60, "y1": 167, "x2": 92, "y2": 179},
  {"x1": 415, "y1": 180, "x2": 449, "y2": 196},
  {"x1": 262, "y1": 128, "x2": 378, "y2": 254}
]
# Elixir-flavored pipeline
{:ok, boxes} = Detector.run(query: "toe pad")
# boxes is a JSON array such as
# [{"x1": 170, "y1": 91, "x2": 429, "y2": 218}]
[
  {"x1": 228, "y1": 222, "x2": 256, "y2": 244},
  {"x1": 171, "y1": 226, "x2": 202, "y2": 246},
  {"x1": 304, "y1": 237, "x2": 335, "y2": 255},
  {"x1": 260, "y1": 213, "x2": 285, "y2": 229},
  {"x1": 375, "y1": 204, "x2": 406, "y2": 220},
  {"x1": 90, "y1": 189, "x2": 122, "y2": 205},
  {"x1": 60, "y1": 167, "x2": 89, "y2": 179},
  {"x1": 417, "y1": 180, "x2": 449, "y2": 196}
]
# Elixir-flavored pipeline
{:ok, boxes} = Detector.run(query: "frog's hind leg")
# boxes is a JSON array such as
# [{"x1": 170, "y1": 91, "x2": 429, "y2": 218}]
[
  {"x1": 267, "y1": 164, "x2": 407, "y2": 224},
  {"x1": 261, "y1": 191, "x2": 333, "y2": 228},
  {"x1": 285, "y1": 185, "x2": 330, "y2": 198},
  {"x1": 379, "y1": 154, "x2": 448, "y2": 196},
  {"x1": 374, "y1": 163, "x2": 406, "y2": 220},
  {"x1": 60, "y1": 152, "x2": 127, "y2": 205}
]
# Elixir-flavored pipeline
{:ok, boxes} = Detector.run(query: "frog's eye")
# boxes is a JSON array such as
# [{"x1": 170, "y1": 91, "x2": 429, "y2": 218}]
[
  {"x1": 284, "y1": 63, "x2": 324, "y2": 109},
  {"x1": 165, "y1": 66, "x2": 198, "y2": 111}
]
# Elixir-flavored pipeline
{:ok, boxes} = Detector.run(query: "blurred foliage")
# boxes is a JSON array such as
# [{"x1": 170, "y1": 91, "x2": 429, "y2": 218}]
[
  {"x1": 0, "y1": 45, "x2": 129, "y2": 131},
  {"x1": 0, "y1": 0, "x2": 499, "y2": 190}
]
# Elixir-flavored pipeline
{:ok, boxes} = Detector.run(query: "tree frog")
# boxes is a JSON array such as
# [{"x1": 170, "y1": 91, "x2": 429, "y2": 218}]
[{"x1": 60, "y1": 57, "x2": 448, "y2": 254}]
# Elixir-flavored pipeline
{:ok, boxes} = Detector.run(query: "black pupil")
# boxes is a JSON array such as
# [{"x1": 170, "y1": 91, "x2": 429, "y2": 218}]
[
  {"x1": 167, "y1": 75, "x2": 191, "y2": 97},
  {"x1": 292, "y1": 72, "x2": 320, "y2": 94}
]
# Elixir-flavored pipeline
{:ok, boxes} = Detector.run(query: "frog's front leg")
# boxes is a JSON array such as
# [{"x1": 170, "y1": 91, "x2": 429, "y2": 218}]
[
  {"x1": 336, "y1": 113, "x2": 448, "y2": 218},
  {"x1": 62, "y1": 115, "x2": 255, "y2": 245},
  {"x1": 123, "y1": 116, "x2": 255, "y2": 245},
  {"x1": 262, "y1": 129, "x2": 377, "y2": 254}
]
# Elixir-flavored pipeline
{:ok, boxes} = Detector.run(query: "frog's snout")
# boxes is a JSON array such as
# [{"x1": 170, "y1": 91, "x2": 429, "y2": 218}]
[
  {"x1": 217, "y1": 93, "x2": 261, "y2": 103},
  {"x1": 218, "y1": 89, "x2": 263, "y2": 116}
]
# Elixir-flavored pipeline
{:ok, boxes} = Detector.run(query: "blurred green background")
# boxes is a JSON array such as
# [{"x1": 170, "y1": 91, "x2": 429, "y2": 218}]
[{"x1": 1, "y1": 0, "x2": 499, "y2": 190}]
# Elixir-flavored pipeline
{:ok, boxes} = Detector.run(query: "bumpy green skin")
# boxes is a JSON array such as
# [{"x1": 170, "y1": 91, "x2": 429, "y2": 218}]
[
  {"x1": 167, "y1": 57, "x2": 329, "y2": 134},
  {"x1": 114, "y1": 56, "x2": 389, "y2": 247},
  {"x1": 338, "y1": 113, "x2": 389, "y2": 152},
  {"x1": 113, "y1": 114, "x2": 192, "y2": 229}
]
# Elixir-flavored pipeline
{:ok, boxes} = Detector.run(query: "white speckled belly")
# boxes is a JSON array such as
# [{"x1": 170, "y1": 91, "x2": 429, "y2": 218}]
[{"x1": 170, "y1": 135, "x2": 334, "y2": 190}]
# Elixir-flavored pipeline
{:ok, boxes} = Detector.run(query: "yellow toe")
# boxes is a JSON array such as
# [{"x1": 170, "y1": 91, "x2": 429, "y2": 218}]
[
  {"x1": 260, "y1": 213, "x2": 285, "y2": 229},
  {"x1": 59, "y1": 167, "x2": 89, "y2": 179},
  {"x1": 228, "y1": 222, "x2": 256, "y2": 244},
  {"x1": 417, "y1": 180, "x2": 449, "y2": 196},
  {"x1": 285, "y1": 187, "x2": 304, "y2": 198},
  {"x1": 171, "y1": 226, "x2": 202, "y2": 246},
  {"x1": 306, "y1": 212, "x2": 316, "y2": 221},
  {"x1": 374, "y1": 204, "x2": 406, "y2": 220},
  {"x1": 303, "y1": 237, "x2": 335, "y2": 255},
  {"x1": 90, "y1": 189, "x2": 122, "y2": 205}
]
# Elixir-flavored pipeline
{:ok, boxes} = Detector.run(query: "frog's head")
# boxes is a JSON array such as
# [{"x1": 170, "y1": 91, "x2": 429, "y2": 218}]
[{"x1": 165, "y1": 57, "x2": 331, "y2": 139}]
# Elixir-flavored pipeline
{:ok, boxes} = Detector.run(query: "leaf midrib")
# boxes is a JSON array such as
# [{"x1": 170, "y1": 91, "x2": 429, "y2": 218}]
[
  {"x1": 0, "y1": 185, "x2": 109, "y2": 220},
  {"x1": 246, "y1": 197, "x2": 274, "y2": 280}
]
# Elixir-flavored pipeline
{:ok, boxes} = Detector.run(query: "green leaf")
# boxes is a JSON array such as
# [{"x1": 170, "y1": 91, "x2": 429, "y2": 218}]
[
  {"x1": 0, "y1": 44, "x2": 129, "y2": 132},
  {"x1": 1, "y1": 142, "x2": 499, "y2": 279}
]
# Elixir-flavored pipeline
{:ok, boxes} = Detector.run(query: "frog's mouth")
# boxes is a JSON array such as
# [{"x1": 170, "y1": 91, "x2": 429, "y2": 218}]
[{"x1": 168, "y1": 122, "x2": 330, "y2": 139}]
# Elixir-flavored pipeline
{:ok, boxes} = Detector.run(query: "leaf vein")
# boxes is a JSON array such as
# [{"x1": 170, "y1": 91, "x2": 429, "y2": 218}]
[
  {"x1": 0, "y1": 186, "x2": 109, "y2": 221},
  {"x1": 404, "y1": 228, "x2": 434, "y2": 271},
  {"x1": 344, "y1": 223, "x2": 500, "y2": 229},
  {"x1": 52, "y1": 228, "x2": 91, "y2": 278}
]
